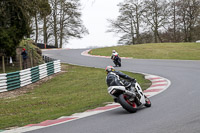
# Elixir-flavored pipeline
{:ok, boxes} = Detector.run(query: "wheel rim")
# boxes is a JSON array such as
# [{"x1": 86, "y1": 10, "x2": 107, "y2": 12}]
[
  {"x1": 145, "y1": 98, "x2": 151, "y2": 105},
  {"x1": 124, "y1": 95, "x2": 137, "y2": 108},
  {"x1": 146, "y1": 100, "x2": 151, "y2": 104}
]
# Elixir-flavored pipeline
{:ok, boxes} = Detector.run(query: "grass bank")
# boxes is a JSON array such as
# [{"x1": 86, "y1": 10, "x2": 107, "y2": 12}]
[
  {"x1": 0, "y1": 64, "x2": 151, "y2": 130},
  {"x1": 89, "y1": 43, "x2": 200, "y2": 60},
  {"x1": 0, "y1": 66, "x2": 20, "y2": 74}
]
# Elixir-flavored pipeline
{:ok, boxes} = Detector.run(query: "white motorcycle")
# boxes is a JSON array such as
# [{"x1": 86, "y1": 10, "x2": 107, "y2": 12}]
[{"x1": 108, "y1": 81, "x2": 151, "y2": 113}]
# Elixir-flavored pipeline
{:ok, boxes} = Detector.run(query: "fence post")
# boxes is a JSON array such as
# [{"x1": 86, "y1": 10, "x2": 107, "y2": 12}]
[
  {"x1": 30, "y1": 48, "x2": 33, "y2": 67},
  {"x1": 32, "y1": 48, "x2": 34, "y2": 66},
  {"x1": 2, "y1": 56, "x2": 5, "y2": 73},
  {"x1": 19, "y1": 55, "x2": 22, "y2": 70}
]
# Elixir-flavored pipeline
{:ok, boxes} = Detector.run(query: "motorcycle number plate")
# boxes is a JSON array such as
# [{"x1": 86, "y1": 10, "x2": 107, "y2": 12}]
[{"x1": 111, "y1": 89, "x2": 116, "y2": 94}]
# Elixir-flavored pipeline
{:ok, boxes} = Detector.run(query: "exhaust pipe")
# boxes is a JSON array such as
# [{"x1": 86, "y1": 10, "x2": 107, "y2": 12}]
[{"x1": 125, "y1": 90, "x2": 136, "y2": 97}]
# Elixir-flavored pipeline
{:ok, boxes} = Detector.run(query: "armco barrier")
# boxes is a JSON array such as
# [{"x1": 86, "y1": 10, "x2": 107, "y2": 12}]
[{"x1": 0, "y1": 60, "x2": 61, "y2": 93}]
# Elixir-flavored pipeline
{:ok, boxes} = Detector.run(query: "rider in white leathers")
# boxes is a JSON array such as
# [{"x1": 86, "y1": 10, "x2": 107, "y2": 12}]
[{"x1": 111, "y1": 50, "x2": 118, "y2": 60}]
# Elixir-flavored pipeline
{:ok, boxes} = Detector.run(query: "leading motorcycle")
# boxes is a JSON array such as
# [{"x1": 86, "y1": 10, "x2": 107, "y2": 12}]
[
  {"x1": 107, "y1": 81, "x2": 151, "y2": 113},
  {"x1": 112, "y1": 55, "x2": 121, "y2": 67}
]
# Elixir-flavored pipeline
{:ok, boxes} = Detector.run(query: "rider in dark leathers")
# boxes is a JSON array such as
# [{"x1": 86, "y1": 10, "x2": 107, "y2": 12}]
[
  {"x1": 105, "y1": 66, "x2": 141, "y2": 104},
  {"x1": 105, "y1": 66, "x2": 136, "y2": 89}
]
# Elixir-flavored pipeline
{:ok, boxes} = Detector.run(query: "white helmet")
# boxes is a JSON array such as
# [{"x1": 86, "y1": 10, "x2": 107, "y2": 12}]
[{"x1": 112, "y1": 50, "x2": 116, "y2": 53}]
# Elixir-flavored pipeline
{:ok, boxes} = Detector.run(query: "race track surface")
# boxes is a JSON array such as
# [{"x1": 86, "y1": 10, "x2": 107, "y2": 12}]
[{"x1": 28, "y1": 49, "x2": 200, "y2": 133}]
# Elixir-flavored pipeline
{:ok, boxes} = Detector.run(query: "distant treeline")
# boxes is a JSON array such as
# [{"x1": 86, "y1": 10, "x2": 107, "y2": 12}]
[
  {"x1": 35, "y1": 43, "x2": 57, "y2": 49},
  {"x1": 0, "y1": 0, "x2": 87, "y2": 56},
  {"x1": 107, "y1": 0, "x2": 200, "y2": 45}
]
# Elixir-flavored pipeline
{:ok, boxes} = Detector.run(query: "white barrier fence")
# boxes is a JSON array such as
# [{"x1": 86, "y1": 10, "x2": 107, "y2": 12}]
[{"x1": 0, "y1": 60, "x2": 61, "y2": 93}]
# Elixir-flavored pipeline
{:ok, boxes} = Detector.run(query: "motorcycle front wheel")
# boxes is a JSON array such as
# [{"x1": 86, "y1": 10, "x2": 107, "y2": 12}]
[
  {"x1": 144, "y1": 95, "x2": 151, "y2": 107},
  {"x1": 118, "y1": 94, "x2": 137, "y2": 113},
  {"x1": 118, "y1": 60, "x2": 121, "y2": 67}
]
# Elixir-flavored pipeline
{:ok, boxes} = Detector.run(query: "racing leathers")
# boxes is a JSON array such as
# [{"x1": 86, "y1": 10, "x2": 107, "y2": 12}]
[
  {"x1": 111, "y1": 52, "x2": 118, "y2": 60},
  {"x1": 106, "y1": 70, "x2": 136, "y2": 89},
  {"x1": 106, "y1": 70, "x2": 141, "y2": 105}
]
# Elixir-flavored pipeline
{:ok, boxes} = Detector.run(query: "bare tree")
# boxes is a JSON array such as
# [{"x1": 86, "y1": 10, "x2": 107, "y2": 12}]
[
  {"x1": 45, "y1": 0, "x2": 88, "y2": 48},
  {"x1": 143, "y1": 0, "x2": 169, "y2": 43},
  {"x1": 58, "y1": 0, "x2": 88, "y2": 48},
  {"x1": 34, "y1": 0, "x2": 51, "y2": 44},
  {"x1": 169, "y1": 0, "x2": 178, "y2": 42},
  {"x1": 49, "y1": 0, "x2": 59, "y2": 47},
  {"x1": 176, "y1": 0, "x2": 200, "y2": 42},
  {"x1": 31, "y1": 0, "x2": 88, "y2": 48},
  {"x1": 107, "y1": 0, "x2": 144, "y2": 45}
]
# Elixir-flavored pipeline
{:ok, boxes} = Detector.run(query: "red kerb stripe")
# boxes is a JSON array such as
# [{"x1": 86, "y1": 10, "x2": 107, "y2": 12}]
[
  {"x1": 86, "y1": 105, "x2": 120, "y2": 112},
  {"x1": 25, "y1": 117, "x2": 78, "y2": 127},
  {"x1": 151, "y1": 84, "x2": 167, "y2": 87},
  {"x1": 148, "y1": 77, "x2": 161, "y2": 80},
  {"x1": 144, "y1": 89, "x2": 163, "y2": 92},
  {"x1": 152, "y1": 80, "x2": 167, "y2": 83}
]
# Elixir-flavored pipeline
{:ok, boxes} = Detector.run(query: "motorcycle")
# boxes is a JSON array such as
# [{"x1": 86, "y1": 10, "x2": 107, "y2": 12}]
[
  {"x1": 112, "y1": 55, "x2": 121, "y2": 67},
  {"x1": 107, "y1": 81, "x2": 151, "y2": 113}
]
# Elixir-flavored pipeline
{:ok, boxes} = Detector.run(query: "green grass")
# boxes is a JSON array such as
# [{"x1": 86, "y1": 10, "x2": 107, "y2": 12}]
[
  {"x1": 0, "y1": 66, "x2": 20, "y2": 74},
  {"x1": 89, "y1": 43, "x2": 200, "y2": 60},
  {"x1": 0, "y1": 64, "x2": 151, "y2": 130}
]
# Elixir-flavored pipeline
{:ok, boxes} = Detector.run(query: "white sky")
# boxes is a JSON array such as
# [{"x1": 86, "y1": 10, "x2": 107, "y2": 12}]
[{"x1": 65, "y1": 0, "x2": 123, "y2": 49}]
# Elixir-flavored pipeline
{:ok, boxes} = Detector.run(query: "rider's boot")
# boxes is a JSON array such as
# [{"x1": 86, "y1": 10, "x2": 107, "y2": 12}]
[
  {"x1": 135, "y1": 96, "x2": 142, "y2": 106},
  {"x1": 114, "y1": 98, "x2": 118, "y2": 103}
]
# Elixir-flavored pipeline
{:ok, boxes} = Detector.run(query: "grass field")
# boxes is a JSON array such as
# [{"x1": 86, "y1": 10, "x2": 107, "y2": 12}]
[
  {"x1": 89, "y1": 43, "x2": 200, "y2": 60},
  {"x1": 0, "y1": 66, "x2": 20, "y2": 74},
  {"x1": 0, "y1": 64, "x2": 151, "y2": 130}
]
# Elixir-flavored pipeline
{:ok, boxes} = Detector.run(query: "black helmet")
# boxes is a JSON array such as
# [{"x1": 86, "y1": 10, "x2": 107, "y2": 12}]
[{"x1": 105, "y1": 66, "x2": 115, "y2": 73}]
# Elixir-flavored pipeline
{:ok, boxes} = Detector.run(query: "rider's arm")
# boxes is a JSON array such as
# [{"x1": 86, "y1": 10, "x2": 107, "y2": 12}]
[
  {"x1": 115, "y1": 71, "x2": 136, "y2": 82},
  {"x1": 111, "y1": 54, "x2": 114, "y2": 59},
  {"x1": 106, "y1": 74, "x2": 122, "y2": 86}
]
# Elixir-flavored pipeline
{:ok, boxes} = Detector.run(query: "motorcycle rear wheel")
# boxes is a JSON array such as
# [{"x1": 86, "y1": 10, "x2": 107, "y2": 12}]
[{"x1": 118, "y1": 94, "x2": 137, "y2": 113}]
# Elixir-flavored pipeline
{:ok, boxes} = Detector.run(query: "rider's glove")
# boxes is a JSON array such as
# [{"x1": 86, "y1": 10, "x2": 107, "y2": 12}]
[
  {"x1": 131, "y1": 78, "x2": 137, "y2": 83},
  {"x1": 125, "y1": 83, "x2": 131, "y2": 88}
]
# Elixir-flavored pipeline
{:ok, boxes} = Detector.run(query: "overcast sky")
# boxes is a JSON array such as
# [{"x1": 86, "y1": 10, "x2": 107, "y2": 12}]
[{"x1": 66, "y1": 0, "x2": 123, "y2": 49}]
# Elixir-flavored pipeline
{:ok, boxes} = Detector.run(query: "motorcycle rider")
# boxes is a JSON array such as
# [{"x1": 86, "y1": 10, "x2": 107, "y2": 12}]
[
  {"x1": 111, "y1": 50, "x2": 118, "y2": 60},
  {"x1": 105, "y1": 65, "x2": 136, "y2": 88},
  {"x1": 105, "y1": 66, "x2": 141, "y2": 104},
  {"x1": 111, "y1": 50, "x2": 121, "y2": 67}
]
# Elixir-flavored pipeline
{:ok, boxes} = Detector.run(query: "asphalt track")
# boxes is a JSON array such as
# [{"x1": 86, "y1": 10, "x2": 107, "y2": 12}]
[{"x1": 29, "y1": 49, "x2": 200, "y2": 133}]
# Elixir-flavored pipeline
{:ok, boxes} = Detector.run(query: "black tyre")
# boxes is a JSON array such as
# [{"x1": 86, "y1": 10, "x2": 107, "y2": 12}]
[
  {"x1": 118, "y1": 61, "x2": 121, "y2": 67},
  {"x1": 113, "y1": 61, "x2": 117, "y2": 67},
  {"x1": 144, "y1": 95, "x2": 151, "y2": 107},
  {"x1": 118, "y1": 94, "x2": 137, "y2": 113}
]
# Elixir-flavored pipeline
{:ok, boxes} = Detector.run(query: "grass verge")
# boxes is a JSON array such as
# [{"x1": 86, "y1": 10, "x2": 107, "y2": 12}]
[
  {"x1": 0, "y1": 66, "x2": 20, "y2": 74},
  {"x1": 0, "y1": 64, "x2": 151, "y2": 130},
  {"x1": 89, "y1": 43, "x2": 200, "y2": 60}
]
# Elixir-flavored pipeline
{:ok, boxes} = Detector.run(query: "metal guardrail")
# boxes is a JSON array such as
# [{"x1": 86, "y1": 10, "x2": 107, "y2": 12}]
[
  {"x1": 42, "y1": 55, "x2": 56, "y2": 63},
  {"x1": 0, "y1": 60, "x2": 61, "y2": 93}
]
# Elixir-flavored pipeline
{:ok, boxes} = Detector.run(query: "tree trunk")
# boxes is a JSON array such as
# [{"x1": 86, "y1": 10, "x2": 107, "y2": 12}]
[
  {"x1": 34, "y1": 13, "x2": 38, "y2": 44},
  {"x1": 59, "y1": 1, "x2": 64, "y2": 48},
  {"x1": 59, "y1": 22, "x2": 63, "y2": 48},
  {"x1": 153, "y1": 0, "x2": 158, "y2": 43},
  {"x1": 131, "y1": 20, "x2": 135, "y2": 45},
  {"x1": 136, "y1": 5, "x2": 140, "y2": 44},
  {"x1": 43, "y1": 16, "x2": 48, "y2": 45},
  {"x1": 182, "y1": 10, "x2": 188, "y2": 42},
  {"x1": 53, "y1": 0, "x2": 58, "y2": 48},
  {"x1": 173, "y1": 0, "x2": 177, "y2": 42},
  {"x1": 2, "y1": 56, "x2": 5, "y2": 73}
]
